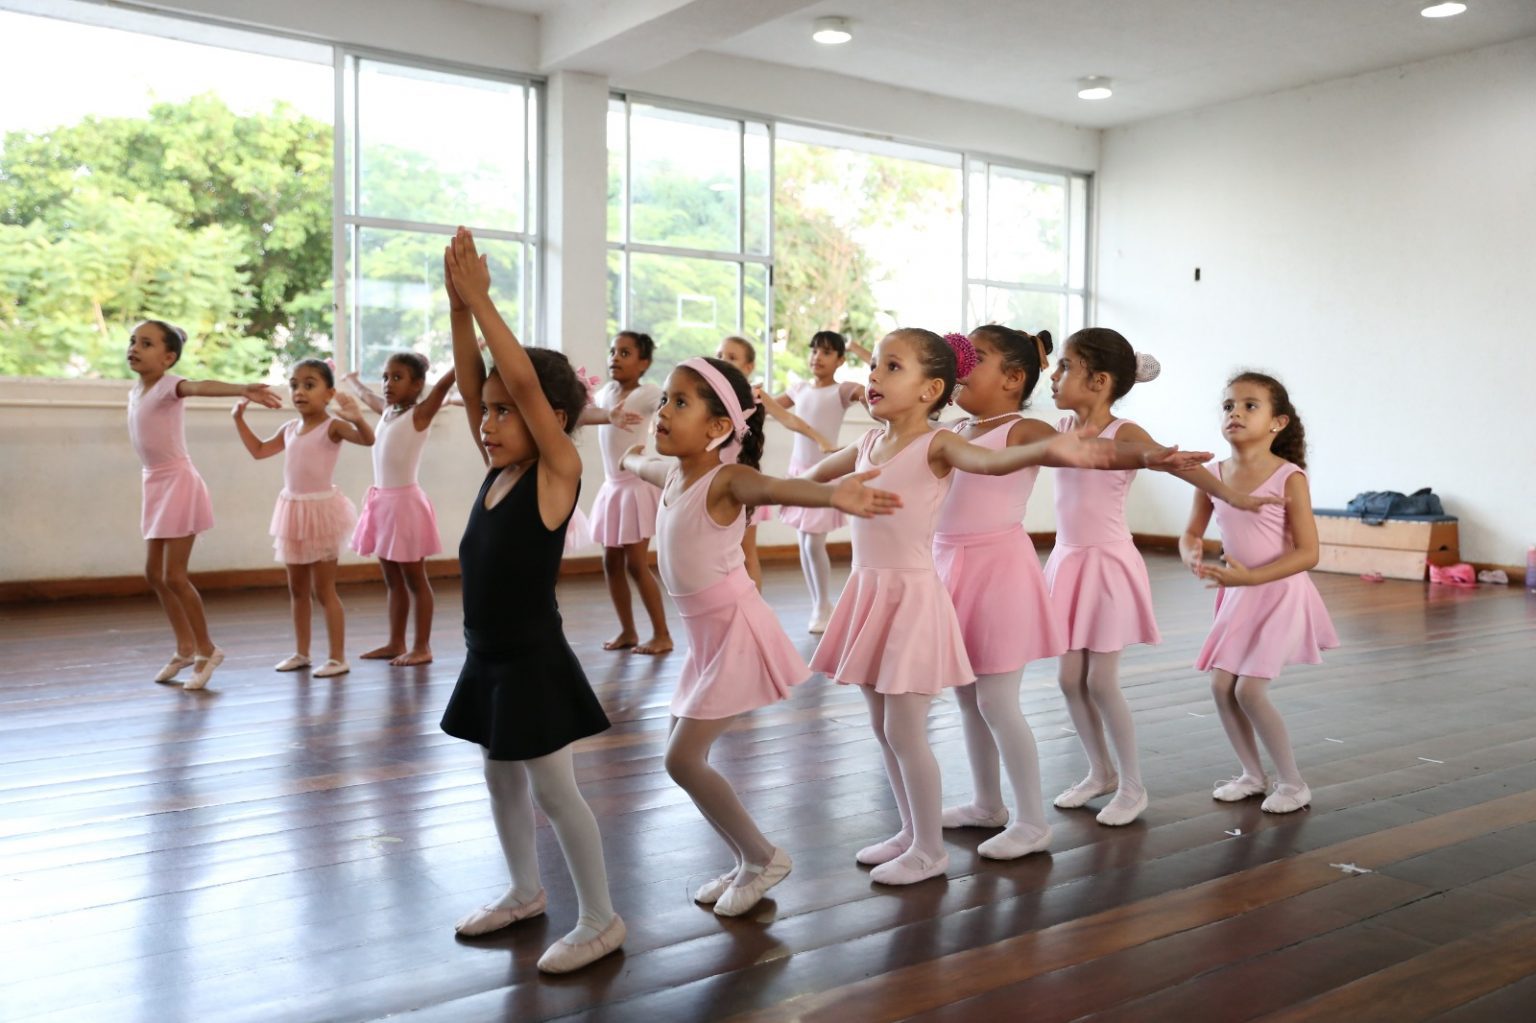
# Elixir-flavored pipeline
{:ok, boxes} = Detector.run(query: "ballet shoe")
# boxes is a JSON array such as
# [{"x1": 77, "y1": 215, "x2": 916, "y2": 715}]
[
  {"x1": 714, "y1": 847, "x2": 792, "y2": 917},
  {"x1": 1053, "y1": 774, "x2": 1119, "y2": 809},
  {"x1": 154, "y1": 654, "x2": 195, "y2": 683},
  {"x1": 855, "y1": 835, "x2": 910, "y2": 866},
  {"x1": 807, "y1": 613, "x2": 830, "y2": 635},
  {"x1": 694, "y1": 869, "x2": 738, "y2": 906},
  {"x1": 1213, "y1": 774, "x2": 1269, "y2": 802},
  {"x1": 870, "y1": 850, "x2": 949, "y2": 886},
  {"x1": 183, "y1": 648, "x2": 224, "y2": 691},
  {"x1": 1262, "y1": 783, "x2": 1312, "y2": 814},
  {"x1": 275, "y1": 654, "x2": 311, "y2": 672},
  {"x1": 1096, "y1": 787, "x2": 1148, "y2": 826},
  {"x1": 313, "y1": 659, "x2": 350, "y2": 678},
  {"x1": 941, "y1": 804, "x2": 1010, "y2": 829},
  {"x1": 978, "y1": 824, "x2": 1052, "y2": 860},
  {"x1": 536, "y1": 914, "x2": 626, "y2": 974},
  {"x1": 454, "y1": 889, "x2": 547, "y2": 936}
]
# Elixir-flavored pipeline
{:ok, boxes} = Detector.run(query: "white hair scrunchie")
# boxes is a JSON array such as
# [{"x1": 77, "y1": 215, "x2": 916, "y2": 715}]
[{"x1": 1134, "y1": 352, "x2": 1161, "y2": 383}]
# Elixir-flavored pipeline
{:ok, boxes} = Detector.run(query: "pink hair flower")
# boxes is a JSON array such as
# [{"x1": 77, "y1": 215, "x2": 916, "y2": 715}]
[
  {"x1": 574, "y1": 365, "x2": 601, "y2": 398},
  {"x1": 943, "y1": 332, "x2": 978, "y2": 380}
]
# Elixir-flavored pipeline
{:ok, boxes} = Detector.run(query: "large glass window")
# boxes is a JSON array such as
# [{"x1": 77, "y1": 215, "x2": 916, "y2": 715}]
[
  {"x1": 0, "y1": 2, "x2": 333, "y2": 379},
  {"x1": 965, "y1": 159, "x2": 1089, "y2": 343},
  {"x1": 606, "y1": 98, "x2": 770, "y2": 381},
  {"x1": 340, "y1": 58, "x2": 539, "y2": 380}
]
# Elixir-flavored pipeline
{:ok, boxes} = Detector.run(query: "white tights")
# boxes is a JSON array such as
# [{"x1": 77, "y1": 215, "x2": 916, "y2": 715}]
[
  {"x1": 954, "y1": 669, "x2": 1047, "y2": 834},
  {"x1": 797, "y1": 531, "x2": 832, "y2": 618},
  {"x1": 665, "y1": 716, "x2": 776, "y2": 888},
  {"x1": 483, "y1": 746, "x2": 615, "y2": 944},
  {"x1": 1211, "y1": 671, "x2": 1304, "y2": 787},
  {"x1": 1058, "y1": 650, "x2": 1144, "y2": 801},
  {"x1": 863, "y1": 689, "x2": 944, "y2": 861}
]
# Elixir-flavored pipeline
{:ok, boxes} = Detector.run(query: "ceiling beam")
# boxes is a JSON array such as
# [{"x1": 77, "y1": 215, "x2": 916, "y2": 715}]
[{"x1": 539, "y1": 0, "x2": 820, "y2": 76}]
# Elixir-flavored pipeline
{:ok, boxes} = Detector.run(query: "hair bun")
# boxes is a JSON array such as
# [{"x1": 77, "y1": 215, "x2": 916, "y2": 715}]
[
  {"x1": 1134, "y1": 352, "x2": 1161, "y2": 383},
  {"x1": 1036, "y1": 329, "x2": 1053, "y2": 353},
  {"x1": 942, "y1": 332, "x2": 978, "y2": 379}
]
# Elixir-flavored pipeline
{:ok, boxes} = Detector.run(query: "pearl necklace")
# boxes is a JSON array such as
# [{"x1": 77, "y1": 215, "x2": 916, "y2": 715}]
[{"x1": 956, "y1": 411, "x2": 1022, "y2": 430}]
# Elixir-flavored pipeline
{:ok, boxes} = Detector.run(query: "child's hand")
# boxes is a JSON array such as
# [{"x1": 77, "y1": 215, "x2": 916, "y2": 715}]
[
  {"x1": 1143, "y1": 445, "x2": 1213, "y2": 472},
  {"x1": 232, "y1": 398, "x2": 249, "y2": 419},
  {"x1": 446, "y1": 227, "x2": 492, "y2": 304},
  {"x1": 610, "y1": 407, "x2": 644, "y2": 429},
  {"x1": 1051, "y1": 430, "x2": 1117, "y2": 469},
  {"x1": 1183, "y1": 543, "x2": 1204, "y2": 576},
  {"x1": 831, "y1": 469, "x2": 903, "y2": 518},
  {"x1": 333, "y1": 391, "x2": 364, "y2": 420},
  {"x1": 1200, "y1": 555, "x2": 1254, "y2": 588},
  {"x1": 1226, "y1": 491, "x2": 1288, "y2": 512},
  {"x1": 442, "y1": 248, "x2": 467, "y2": 312},
  {"x1": 243, "y1": 383, "x2": 282, "y2": 409}
]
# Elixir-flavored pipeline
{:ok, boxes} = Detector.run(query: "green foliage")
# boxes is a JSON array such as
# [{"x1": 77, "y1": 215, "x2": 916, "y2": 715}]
[{"x1": 0, "y1": 94, "x2": 332, "y2": 379}]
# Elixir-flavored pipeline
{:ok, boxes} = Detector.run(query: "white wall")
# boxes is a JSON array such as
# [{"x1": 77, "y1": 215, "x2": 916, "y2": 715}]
[{"x1": 1097, "y1": 36, "x2": 1536, "y2": 566}]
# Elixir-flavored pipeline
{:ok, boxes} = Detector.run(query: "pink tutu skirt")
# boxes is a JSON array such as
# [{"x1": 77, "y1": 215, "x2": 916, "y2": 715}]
[
  {"x1": 589, "y1": 476, "x2": 659, "y2": 547},
  {"x1": 1196, "y1": 573, "x2": 1339, "y2": 679},
  {"x1": 936, "y1": 526, "x2": 1068, "y2": 676},
  {"x1": 141, "y1": 457, "x2": 214, "y2": 540},
  {"x1": 1044, "y1": 539, "x2": 1161, "y2": 653},
  {"x1": 564, "y1": 503, "x2": 594, "y2": 554},
  {"x1": 810, "y1": 566, "x2": 974, "y2": 695},
  {"x1": 671, "y1": 568, "x2": 809, "y2": 719},
  {"x1": 777, "y1": 456, "x2": 844, "y2": 534},
  {"x1": 271, "y1": 487, "x2": 358, "y2": 564},
  {"x1": 351, "y1": 484, "x2": 441, "y2": 562}
]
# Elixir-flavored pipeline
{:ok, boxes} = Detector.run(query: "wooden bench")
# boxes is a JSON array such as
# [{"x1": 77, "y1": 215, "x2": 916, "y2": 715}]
[{"x1": 1313, "y1": 509, "x2": 1460, "y2": 580}]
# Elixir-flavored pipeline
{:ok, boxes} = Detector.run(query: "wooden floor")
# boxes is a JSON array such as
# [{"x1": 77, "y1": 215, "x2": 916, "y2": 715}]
[{"x1": 3, "y1": 555, "x2": 1535, "y2": 1022}]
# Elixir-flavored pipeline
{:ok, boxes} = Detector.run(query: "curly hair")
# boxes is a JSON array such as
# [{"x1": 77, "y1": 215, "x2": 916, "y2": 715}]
[
  {"x1": 970, "y1": 324, "x2": 1053, "y2": 408},
  {"x1": 1229, "y1": 371, "x2": 1307, "y2": 469},
  {"x1": 681, "y1": 357, "x2": 767, "y2": 471}
]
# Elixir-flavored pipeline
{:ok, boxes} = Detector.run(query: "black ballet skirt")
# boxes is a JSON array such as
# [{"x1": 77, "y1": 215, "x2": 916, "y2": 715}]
[{"x1": 440, "y1": 466, "x2": 610, "y2": 760}]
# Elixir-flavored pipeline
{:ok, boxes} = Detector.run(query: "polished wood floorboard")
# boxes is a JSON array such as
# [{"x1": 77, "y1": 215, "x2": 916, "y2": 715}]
[{"x1": 2, "y1": 556, "x2": 1534, "y2": 1022}]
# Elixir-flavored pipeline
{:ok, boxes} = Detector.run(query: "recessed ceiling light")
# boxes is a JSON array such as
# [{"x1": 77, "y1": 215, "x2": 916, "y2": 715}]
[
  {"x1": 1420, "y1": 2, "x2": 1467, "y2": 17},
  {"x1": 812, "y1": 16, "x2": 853, "y2": 45},
  {"x1": 1077, "y1": 76, "x2": 1113, "y2": 100}
]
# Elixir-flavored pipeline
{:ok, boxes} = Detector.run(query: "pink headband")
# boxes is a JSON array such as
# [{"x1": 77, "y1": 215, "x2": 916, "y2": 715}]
[{"x1": 679, "y1": 357, "x2": 751, "y2": 462}]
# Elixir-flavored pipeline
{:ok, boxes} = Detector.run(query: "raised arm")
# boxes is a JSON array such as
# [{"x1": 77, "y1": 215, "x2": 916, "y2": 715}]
[
  {"x1": 846, "y1": 340, "x2": 873, "y2": 363},
  {"x1": 1199, "y1": 471, "x2": 1319, "y2": 588},
  {"x1": 328, "y1": 392, "x2": 375, "y2": 446},
  {"x1": 231, "y1": 400, "x2": 286, "y2": 459},
  {"x1": 445, "y1": 249, "x2": 490, "y2": 465},
  {"x1": 181, "y1": 378, "x2": 281, "y2": 408},
  {"x1": 447, "y1": 227, "x2": 582, "y2": 485},
  {"x1": 342, "y1": 371, "x2": 387, "y2": 414},
  {"x1": 757, "y1": 387, "x2": 838, "y2": 452},
  {"x1": 411, "y1": 366, "x2": 458, "y2": 430}
]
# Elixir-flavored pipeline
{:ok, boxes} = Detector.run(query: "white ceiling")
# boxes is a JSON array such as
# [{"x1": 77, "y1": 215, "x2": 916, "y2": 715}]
[{"x1": 470, "y1": 0, "x2": 1536, "y2": 128}]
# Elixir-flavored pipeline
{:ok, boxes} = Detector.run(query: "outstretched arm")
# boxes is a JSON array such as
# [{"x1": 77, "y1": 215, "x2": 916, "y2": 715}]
[
  {"x1": 231, "y1": 400, "x2": 286, "y2": 459},
  {"x1": 181, "y1": 378, "x2": 281, "y2": 408},
  {"x1": 619, "y1": 447, "x2": 672, "y2": 490},
  {"x1": 328, "y1": 392, "x2": 375, "y2": 446},
  {"x1": 342, "y1": 371, "x2": 387, "y2": 414},
  {"x1": 933, "y1": 427, "x2": 1122, "y2": 476},
  {"x1": 798, "y1": 443, "x2": 860, "y2": 483},
  {"x1": 721, "y1": 465, "x2": 901, "y2": 518},
  {"x1": 1114, "y1": 422, "x2": 1278, "y2": 509},
  {"x1": 757, "y1": 387, "x2": 839, "y2": 452},
  {"x1": 411, "y1": 366, "x2": 458, "y2": 431},
  {"x1": 1200, "y1": 472, "x2": 1319, "y2": 588}
]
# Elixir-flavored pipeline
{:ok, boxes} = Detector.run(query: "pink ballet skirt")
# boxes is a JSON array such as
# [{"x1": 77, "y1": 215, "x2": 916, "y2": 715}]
[
  {"x1": 564, "y1": 503, "x2": 594, "y2": 554},
  {"x1": 141, "y1": 456, "x2": 214, "y2": 540},
  {"x1": 271, "y1": 487, "x2": 358, "y2": 564},
  {"x1": 809, "y1": 429, "x2": 974, "y2": 695},
  {"x1": 936, "y1": 526, "x2": 1068, "y2": 675},
  {"x1": 1194, "y1": 461, "x2": 1339, "y2": 679},
  {"x1": 351, "y1": 484, "x2": 441, "y2": 562},
  {"x1": 671, "y1": 567, "x2": 810, "y2": 718},
  {"x1": 1043, "y1": 539, "x2": 1161, "y2": 652},
  {"x1": 589, "y1": 476, "x2": 659, "y2": 547},
  {"x1": 777, "y1": 456, "x2": 844, "y2": 534}
]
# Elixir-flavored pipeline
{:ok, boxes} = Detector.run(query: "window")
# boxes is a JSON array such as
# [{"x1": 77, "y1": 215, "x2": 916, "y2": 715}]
[
  {"x1": 0, "y1": 1, "x2": 333, "y2": 379},
  {"x1": 965, "y1": 159, "x2": 1089, "y2": 343},
  {"x1": 606, "y1": 98, "x2": 770, "y2": 382},
  {"x1": 340, "y1": 58, "x2": 539, "y2": 381}
]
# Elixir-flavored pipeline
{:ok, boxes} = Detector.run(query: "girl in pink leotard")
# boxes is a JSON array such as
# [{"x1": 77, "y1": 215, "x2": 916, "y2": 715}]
[
  {"x1": 1180, "y1": 372, "x2": 1337, "y2": 815},
  {"x1": 126, "y1": 319, "x2": 280, "y2": 690},
  {"x1": 622, "y1": 356, "x2": 899, "y2": 918},
  {"x1": 233, "y1": 358, "x2": 374, "y2": 679}
]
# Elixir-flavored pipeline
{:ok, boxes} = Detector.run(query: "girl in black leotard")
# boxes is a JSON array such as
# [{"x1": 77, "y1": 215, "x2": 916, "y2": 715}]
[{"x1": 439, "y1": 227, "x2": 624, "y2": 975}]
